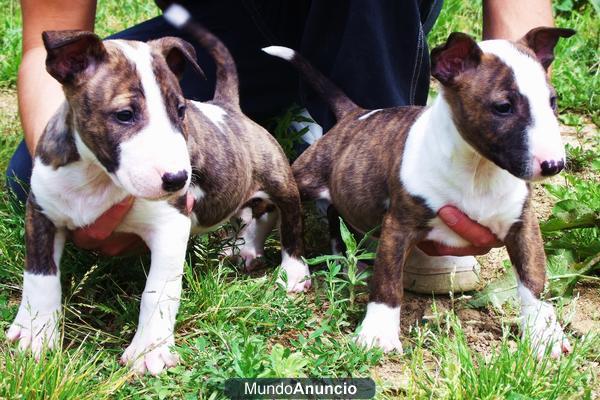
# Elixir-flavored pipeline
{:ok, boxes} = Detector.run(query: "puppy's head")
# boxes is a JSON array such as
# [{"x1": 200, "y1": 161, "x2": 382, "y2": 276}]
[
  {"x1": 431, "y1": 27, "x2": 575, "y2": 181},
  {"x1": 42, "y1": 30, "x2": 204, "y2": 199}
]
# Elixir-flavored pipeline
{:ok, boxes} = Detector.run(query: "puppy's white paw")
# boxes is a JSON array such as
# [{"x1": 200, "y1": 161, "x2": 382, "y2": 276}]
[
  {"x1": 355, "y1": 302, "x2": 402, "y2": 353},
  {"x1": 6, "y1": 305, "x2": 60, "y2": 359},
  {"x1": 522, "y1": 302, "x2": 572, "y2": 359},
  {"x1": 238, "y1": 247, "x2": 264, "y2": 272},
  {"x1": 7, "y1": 272, "x2": 62, "y2": 359},
  {"x1": 356, "y1": 329, "x2": 403, "y2": 353},
  {"x1": 121, "y1": 330, "x2": 179, "y2": 375},
  {"x1": 278, "y1": 252, "x2": 311, "y2": 293},
  {"x1": 222, "y1": 246, "x2": 263, "y2": 271}
]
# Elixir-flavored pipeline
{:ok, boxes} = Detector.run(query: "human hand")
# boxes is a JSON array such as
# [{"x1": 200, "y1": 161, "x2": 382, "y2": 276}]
[
  {"x1": 417, "y1": 205, "x2": 502, "y2": 257},
  {"x1": 71, "y1": 197, "x2": 146, "y2": 256},
  {"x1": 71, "y1": 193, "x2": 195, "y2": 256}
]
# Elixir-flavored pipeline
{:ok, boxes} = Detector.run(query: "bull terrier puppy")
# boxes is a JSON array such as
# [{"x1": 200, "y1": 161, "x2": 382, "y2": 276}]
[
  {"x1": 263, "y1": 27, "x2": 575, "y2": 358},
  {"x1": 8, "y1": 13, "x2": 310, "y2": 375}
]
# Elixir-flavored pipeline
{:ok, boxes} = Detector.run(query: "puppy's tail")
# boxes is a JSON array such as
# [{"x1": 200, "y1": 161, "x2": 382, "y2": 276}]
[
  {"x1": 164, "y1": 3, "x2": 239, "y2": 107},
  {"x1": 262, "y1": 46, "x2": 359, "y2": 121}
]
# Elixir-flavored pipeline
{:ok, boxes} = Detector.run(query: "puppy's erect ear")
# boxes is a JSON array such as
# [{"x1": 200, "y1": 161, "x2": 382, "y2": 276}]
[
  {"x1": 518, "y1": 27, "x2": 575, "y2": 71},
  {"x1": 150, "y1": 37, "x2": 205, "y2": 80},
  {"x1": 42, "y1": 30, "x2": 107, "y2": 85},
  {"x1": 431, "y1": 32, "x2": 482, "y2": 86}
]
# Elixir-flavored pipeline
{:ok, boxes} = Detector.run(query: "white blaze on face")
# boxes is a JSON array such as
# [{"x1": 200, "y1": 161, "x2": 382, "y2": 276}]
[
  {"x1": 111, "y1": 41, "x2": 191, "y2": 199},
  {"x1": 478, "y1": 40, "x2": 565, "y2": 179}
]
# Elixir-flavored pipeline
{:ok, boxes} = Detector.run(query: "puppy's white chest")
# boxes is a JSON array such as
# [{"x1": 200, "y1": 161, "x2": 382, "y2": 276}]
[
  {"x1": 400, "y1": 111, "x2": 529, "y2": 247},
  {"x1": 31, "y1": 159, "x2": 128, "y2": 229},
  {"x1": 422, "y1": 177, "x2": 528, "y2": 247}
]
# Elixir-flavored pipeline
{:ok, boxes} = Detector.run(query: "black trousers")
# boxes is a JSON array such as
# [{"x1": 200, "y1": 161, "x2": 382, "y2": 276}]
[{"x1": 6, "y1": 0, "x2": 442, "y2": 202}]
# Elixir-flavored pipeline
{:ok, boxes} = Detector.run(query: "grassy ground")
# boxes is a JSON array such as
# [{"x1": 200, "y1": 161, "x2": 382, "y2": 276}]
[{"x1": 0, "y1": 0, "x2": 599, "y2": 399}]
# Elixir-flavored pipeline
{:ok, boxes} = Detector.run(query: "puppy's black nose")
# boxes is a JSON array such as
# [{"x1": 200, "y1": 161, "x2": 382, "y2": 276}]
[
  {"x1": 540, "y1": 159, "x2": 565, "y2": 176},
  {"x1": 162, "y1": 170, "x2": 188, "y2": 192}
]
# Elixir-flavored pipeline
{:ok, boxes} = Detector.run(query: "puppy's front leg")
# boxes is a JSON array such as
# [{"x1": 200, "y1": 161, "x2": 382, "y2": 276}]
[
  {"x1": 7, "y1": 195, "x2": 66, "y2": 358},
  {"x1": 120, "y1": 205, "x2": 191, "y2": 375},
  {"x1": 271, "y1": 188, "x2": 311, "y2": 293},
  {"x1": 356, "y1": 211, "x2": 418, "y2": 353},
  {"x1": 504, "y1": 202, "x2": 571, "y2": 358}
]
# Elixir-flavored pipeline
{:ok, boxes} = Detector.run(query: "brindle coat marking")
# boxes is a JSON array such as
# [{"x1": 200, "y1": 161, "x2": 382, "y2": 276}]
[
  {"x1": 25, "y1": 32, "x2": 202, "y2": 279},
  {"x1": 434, "y1": 33, "x2": 564, "y2": 180},
  {"x1": 36, "y1": 103, "x2": 79, "y2": 169},
  {"x1": 41, "y1": 31, "x2": 202, "y2": 174},
  {"x1": 33, "y1": 27, "x2": 306, "y2": 269},
  {"x1": 504, "y1": 191, "x2": 547, "y2": 296},
  {"x1": 29, "y1": 20, "x2": 308, "y2": 260},
  {"x1": 25, "y1": 194, "x2": 58, "y2": 275},
  {"x1": 265, "y1": 28, "x2": 574, "y2": 349},
  {"x1": 178, "y1": 18, "x2": 305, "y2": 259},
  {"x1": 295, "y1": 106, "x2": 437, "y2": 306},
  {"x1": 11, "y1": 14, "x2": 308, "y2": 372}
]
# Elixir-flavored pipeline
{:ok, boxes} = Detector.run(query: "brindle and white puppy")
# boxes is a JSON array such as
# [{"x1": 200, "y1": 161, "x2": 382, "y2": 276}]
[
  {"x1": 263, "y1": 27, "x2": 575, "y2": 358},
  {"x1": 7, "y1": 16, "x2": 310, "y2": 374}
]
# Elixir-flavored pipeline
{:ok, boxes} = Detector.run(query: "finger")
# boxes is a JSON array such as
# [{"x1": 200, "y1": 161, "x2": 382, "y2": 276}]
[
  {"x1": 438, "y1": 206, "x2": 502, "y2": 247},
  {"x1": 186, "y1": 192, "x2": 195, "y2": 215},
  {"x1": 76, "y1": 197, "x2": 135, "y2": 241},
  {"x1": 418, "y1": 241, "x2": 492, "y2": 257},
  {"x1": 97, "y1": 233, "x2": 145, "y2": 256}
]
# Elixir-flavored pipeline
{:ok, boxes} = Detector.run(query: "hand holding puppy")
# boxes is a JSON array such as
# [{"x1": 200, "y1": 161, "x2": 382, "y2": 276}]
[
  {"x1": 71, "y1": 197, "x2": 144, "y2": 256},
  {"x1": 71, "y1": 197, "x2": 498, "y2": 257},
  {"x1": 72, "y1": 194, "x2": 195, "y2": 256},
  {"x1": 418, "y1": 205, "x2": 502, "y2": 257}
]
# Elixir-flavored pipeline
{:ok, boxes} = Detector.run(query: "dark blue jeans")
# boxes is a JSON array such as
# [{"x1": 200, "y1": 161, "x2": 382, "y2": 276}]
[{"x1": 6, "y1": 0, "x2": 442, "y2": 203}]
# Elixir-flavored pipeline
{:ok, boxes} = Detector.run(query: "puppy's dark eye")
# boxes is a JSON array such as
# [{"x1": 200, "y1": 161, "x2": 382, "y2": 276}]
[
  {"x1": 177, "y1": 104, "x2": 186, "y2": 119},
  {"x1": 115, "y1": 110, "x2": 134, "y2": 123},
  {"x1": 493, "y1": 102, "x2": 513, "y2": 115},
  {"x1": 550, "y1": 95, "x2": 557, "y2": 111}
]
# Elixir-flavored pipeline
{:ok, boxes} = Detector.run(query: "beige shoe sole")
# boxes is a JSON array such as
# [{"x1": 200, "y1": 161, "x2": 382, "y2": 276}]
[{"x1": 403, "y1": 249, "x2": 481, "y2": 294}]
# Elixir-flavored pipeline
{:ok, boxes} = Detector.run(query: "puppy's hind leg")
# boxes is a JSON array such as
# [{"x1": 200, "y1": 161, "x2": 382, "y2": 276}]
[
  {"x1": 266, "y1": 184, "x2": 311, "y2": 293},
  {"x1": 226, "y1": 199, "x2": 279, "y2": 271}
]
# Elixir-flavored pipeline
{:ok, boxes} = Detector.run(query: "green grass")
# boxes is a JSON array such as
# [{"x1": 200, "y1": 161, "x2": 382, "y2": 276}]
[
  {"x1": 404, "y1": 312, "x2": 599, "y2": 399},
  {"x1": 0, "y1": 1, "x2": 20, "y2": 87},
  {"x1": 0, "y1": 343, "x2": 132, "y2": 399},
  {"x1": 0, "y1": 0, "x2": 599, "y2": 399}
]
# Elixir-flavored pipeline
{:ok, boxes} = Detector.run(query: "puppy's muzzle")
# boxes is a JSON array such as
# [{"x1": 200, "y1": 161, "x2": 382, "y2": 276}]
[{"x1": 162, "y1": 170, "x2": 188, "y2": 192}]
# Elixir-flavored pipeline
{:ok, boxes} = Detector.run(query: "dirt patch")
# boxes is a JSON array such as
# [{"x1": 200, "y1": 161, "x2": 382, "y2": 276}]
[
  {"x1": 399, "y1": 293, "x2": 507, "y2": 354},
  {"x1": 0, "y1": 88, "x2": 18, "y2": 123},
  {"x1": 561, "y1": 122, "x2": 598, "y2": 150},
  {"x1": 372, "y1": 361, "x2": 411, "y2": 393},
  {"x1": 476, "y1": 247, "x2": 509, "y2": 284},
  {"x1": 569, "y1": 281, "x2": 600, "y2": 336}
]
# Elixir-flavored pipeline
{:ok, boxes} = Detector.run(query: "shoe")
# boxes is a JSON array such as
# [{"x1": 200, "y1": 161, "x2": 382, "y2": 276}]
[
  {"x1": 291, "y1": 108, "x2": 323, "y2": 145},
  {"x1": 403, "y1": 248, "x2": 481, "y2": 294}
]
